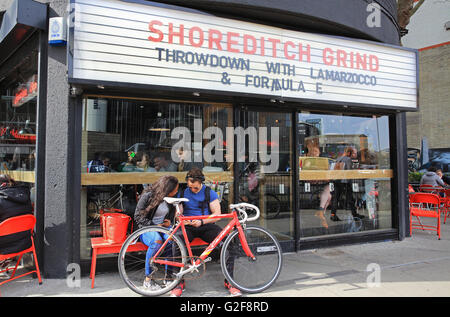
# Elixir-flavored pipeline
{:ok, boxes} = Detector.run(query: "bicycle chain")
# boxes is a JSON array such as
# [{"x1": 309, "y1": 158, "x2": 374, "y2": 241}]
[{"x1": 149, "y1": 256, "x2": 207, "y2": 282}]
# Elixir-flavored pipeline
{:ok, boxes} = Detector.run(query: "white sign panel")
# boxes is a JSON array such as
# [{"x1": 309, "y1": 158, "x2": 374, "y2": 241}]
[
  {"x1": 49, "y1": 17, "x2": 67, "y2": 46},
  {"x1": 71, "y1": 0, "x2": 418, "y2": 109}
]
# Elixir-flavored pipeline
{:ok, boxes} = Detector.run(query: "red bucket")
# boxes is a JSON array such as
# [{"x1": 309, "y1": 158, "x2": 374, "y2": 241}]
[{"x1": 102, "y1": 213, "x2": 131, "y2": 243}]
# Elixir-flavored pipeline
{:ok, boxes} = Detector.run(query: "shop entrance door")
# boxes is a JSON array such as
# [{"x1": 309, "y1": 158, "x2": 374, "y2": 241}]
[{"x1": 236, "y1": 108, "x2": 294, "y2": 250}]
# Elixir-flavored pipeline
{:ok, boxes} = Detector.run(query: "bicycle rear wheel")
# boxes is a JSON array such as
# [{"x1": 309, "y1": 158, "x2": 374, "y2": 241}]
[
  {"x1": 220, "y1": 225, "x2": 282, "y2": 293},
  {"x1": 118, "y1": 226, "x2": 187, "y2": 296},
  {"x1": 264, "y1": 193, "x2": 281, "y2": 219}
]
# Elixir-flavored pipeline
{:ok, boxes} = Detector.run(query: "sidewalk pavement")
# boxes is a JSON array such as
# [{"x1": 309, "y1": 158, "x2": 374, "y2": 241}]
[{"x1": 2, "y1": 219, "x2": 450, "y2": 297}]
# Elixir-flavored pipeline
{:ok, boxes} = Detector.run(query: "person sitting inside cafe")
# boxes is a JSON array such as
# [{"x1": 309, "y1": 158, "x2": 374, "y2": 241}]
[
  {"x1": 330, "y1": 146, "x2": 365, "y2": 221},
  {"x1": 87, "y1": 152, "x2": 112, "y2": 173},
  {"x1": 421, "y1": 166, "x2": 447, "y2": 189},
  {"x1": 153, "y1": 153, "x2": 177, "y2": 172}
]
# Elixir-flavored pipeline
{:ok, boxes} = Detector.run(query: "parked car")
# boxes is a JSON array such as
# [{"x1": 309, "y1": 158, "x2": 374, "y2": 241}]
[{"x1": 419, "y1": 148, "x2": 450, "y2": 173}]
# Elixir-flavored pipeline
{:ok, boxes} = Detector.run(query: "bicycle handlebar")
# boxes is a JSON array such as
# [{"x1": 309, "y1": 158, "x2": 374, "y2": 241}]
[
  {"x1": 229, "y1": 203, "x2": 260, "y2": 223},
  {"x1": 163, "y1": 197, "x2": 260, "y2": 223}
]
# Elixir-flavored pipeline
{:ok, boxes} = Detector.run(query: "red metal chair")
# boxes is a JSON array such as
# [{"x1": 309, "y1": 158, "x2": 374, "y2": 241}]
[
  {"x1": 0, "y1": 214, "x2": 42, "y2": 294},
  {"x1": 409, "y1": 193, "x2": 442, "y2": 240},
  {"x1": 419, "y1": 184, "x2": 444, "y2": 195},
  {"x1": 419, "y1": 185, "x2": 447, "y2": 216}
]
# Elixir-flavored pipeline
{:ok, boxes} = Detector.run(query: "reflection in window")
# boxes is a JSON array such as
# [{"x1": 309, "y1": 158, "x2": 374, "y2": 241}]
[
  {"x1": 80, "y1": 97, "x2": 234, "y2": 260},
  {"x1": 298, "y1": 112, "x2": 392, "y2": 238},
  {"x1": 82, "y1": 99, "x2": 233, "y2": 174},
  {"x1": 0, "y1": 49, "x2": 38, "y2": 198},
  {"x1": 234, "y1": 110, "x2": 294, "y2": 242}
]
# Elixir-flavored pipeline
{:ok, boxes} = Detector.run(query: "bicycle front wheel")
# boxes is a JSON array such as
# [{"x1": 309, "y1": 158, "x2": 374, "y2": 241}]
[
  {"x1": 220, "y1": 225, "x2": 282, "y2": 293},
  {"x1": 118, "y1": 226, "x2": 187, "y2": 296}
]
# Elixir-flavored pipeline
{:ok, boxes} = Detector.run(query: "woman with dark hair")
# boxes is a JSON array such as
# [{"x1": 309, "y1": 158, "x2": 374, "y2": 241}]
[{"x1": 133, "y1": 175, "x2": 179, "y2": 290}]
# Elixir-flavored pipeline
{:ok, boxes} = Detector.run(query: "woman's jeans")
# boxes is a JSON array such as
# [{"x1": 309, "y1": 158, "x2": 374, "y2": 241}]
[{"x1": 140, "y1": 230, "x2": 171, "y2": 276}]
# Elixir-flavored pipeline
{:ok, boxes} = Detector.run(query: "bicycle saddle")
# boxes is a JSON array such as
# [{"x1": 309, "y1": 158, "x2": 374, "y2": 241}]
[{"x1": 164, "y1": 197, "x2": 189, "y2": 204}]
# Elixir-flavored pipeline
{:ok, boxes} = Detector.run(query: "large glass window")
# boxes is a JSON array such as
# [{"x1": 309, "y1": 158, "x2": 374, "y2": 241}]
[
  {"x1": 236, "y1": 109, "x2": 294, "y2": 244},
  {"x1": 0, "y1": 50, "x2": 38, "y2": 199},
  {"x1": 80, "y1": 97, "x2": 234, "y2": 259},
  {"x1": 297, "y1": 112, "x2": 392, "y2": 238}
]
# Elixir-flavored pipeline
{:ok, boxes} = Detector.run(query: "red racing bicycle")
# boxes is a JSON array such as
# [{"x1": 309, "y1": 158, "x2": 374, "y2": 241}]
[{"x1": 118, "y1": 198, "x2": 283, "y2": 296}]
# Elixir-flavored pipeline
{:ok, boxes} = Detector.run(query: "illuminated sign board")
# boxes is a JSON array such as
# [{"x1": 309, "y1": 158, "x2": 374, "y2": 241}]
[
  {"x1": 13, "y1": 75, "x2": 38, "y2": 107},
  {"x1": 71, "y1": 0, "x2": 418, "y2": 109}
]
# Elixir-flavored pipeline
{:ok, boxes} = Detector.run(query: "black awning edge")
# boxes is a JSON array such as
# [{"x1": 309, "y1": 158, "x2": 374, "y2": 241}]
[
  {"x1": 0, "y1": 0, "x2": 47, "y2": 43},
  {"x1": 0, "y1": 0, "x2": 47, "y2": 67}
]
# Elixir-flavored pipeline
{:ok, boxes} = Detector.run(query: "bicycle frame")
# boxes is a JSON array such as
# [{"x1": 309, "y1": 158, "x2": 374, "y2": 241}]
[
  {"x1": 100, "y1": 186, "x2": 124, "y2": 210},
  {"x1": 151, "y1": 211, "x2": 256, "y2": 276}
]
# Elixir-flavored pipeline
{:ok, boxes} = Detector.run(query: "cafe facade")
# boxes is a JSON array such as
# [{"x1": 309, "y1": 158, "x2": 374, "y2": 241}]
[{"x1": 0, "y1": 0, "x2": 417, "y2": 278}]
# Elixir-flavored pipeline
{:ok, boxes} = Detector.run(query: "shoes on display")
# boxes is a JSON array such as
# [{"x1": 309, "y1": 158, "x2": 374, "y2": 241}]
[
  {"x1": 330, "y1": 214, "x2": 342, "y2": 222},
  {"x1": 352, "y1": 212, "x2": 365, "y2": 219}
]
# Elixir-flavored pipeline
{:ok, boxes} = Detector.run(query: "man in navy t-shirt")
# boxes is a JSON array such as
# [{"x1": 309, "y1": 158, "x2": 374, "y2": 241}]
[
  {"x1": 183, "y1": 182, "x2": 219, "y2": 215},
  {"x1": 181, "y1": 168, "x2": 222, "y2": 246},
  {"x1": 171, "y1": 167, "x2": 242, "y2": 297}
]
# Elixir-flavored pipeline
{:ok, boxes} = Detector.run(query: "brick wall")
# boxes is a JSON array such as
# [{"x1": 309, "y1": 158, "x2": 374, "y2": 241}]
[{"x1": 406, "y1": 44, "x2": 450, "y2": 149}]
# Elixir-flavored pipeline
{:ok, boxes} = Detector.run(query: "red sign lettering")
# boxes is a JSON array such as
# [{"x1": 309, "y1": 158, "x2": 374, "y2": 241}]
[
  {"x1": 13, "y1": 78, "x2": 38, "y2": 107},
  {"x1": 146, "y1": 20, "x2": 380, "y2": 72}
]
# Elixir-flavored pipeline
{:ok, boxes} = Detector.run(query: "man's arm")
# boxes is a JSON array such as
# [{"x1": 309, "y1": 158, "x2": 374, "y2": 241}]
[{"x1": 204, "y1": 199, "x2": 221, "y2": 224}]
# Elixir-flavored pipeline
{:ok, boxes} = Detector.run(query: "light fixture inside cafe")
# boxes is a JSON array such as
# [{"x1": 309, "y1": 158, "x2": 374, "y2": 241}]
[
  {"x1": 148, "y1": 117, "x2": 170, "y2": 132},
  {"x1": 18, "y1": 120, "x2": 33, "y2": 135}
]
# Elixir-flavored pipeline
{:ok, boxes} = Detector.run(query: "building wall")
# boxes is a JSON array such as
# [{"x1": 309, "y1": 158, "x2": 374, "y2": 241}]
[
  {"x1": 402, "y1": 0, "x2": 450, "y2": 150},
  {"x1": 402, "y1": 0, "x2": 450, "y2": 49},
  {"x1": 406, "y1": 44, "x2": 450, "y2": 149}
]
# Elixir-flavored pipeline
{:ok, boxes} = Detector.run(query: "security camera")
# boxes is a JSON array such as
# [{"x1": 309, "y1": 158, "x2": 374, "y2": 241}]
[{"x1": 70, "y1": 86, "x2": 83, "y2": 96}]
